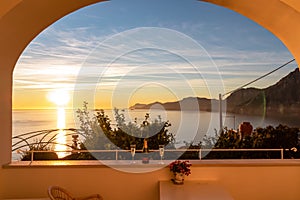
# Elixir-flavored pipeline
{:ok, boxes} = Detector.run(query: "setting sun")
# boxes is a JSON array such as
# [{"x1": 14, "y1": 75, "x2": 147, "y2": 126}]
[{"x1": 47, "y1": 90, "x2": 70, "y2": 106}]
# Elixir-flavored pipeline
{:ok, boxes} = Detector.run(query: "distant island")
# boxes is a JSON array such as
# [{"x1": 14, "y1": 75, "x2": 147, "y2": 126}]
[
  {"x1": 130, "y1": 97, "x2": 219, "y2": 112},
  {"x1": 130, "y1": 68, "x2": 300, "y2": 117}
]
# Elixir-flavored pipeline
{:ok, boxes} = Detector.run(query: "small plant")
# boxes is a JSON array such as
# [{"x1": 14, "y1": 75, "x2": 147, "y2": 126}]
[
  {"x1": 20, "y1": 143, "x2": 58, "y2": 161},
  {"x1": 169, "y1": 160, "x2": 192, "y2": 176}
]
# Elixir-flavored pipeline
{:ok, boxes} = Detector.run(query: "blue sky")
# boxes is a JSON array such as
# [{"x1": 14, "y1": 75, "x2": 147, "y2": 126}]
[{"x1": 13, "y1": 0, "x2": 296, "y2": 109}]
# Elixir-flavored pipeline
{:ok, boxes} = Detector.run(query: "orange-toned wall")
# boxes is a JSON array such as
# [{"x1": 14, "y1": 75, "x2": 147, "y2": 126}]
[
  {"x1": 1, "y1": 1, "x2": 300, "y2": 199},
  {"x1": 2, "y1": 163, "x2": 300, "y2": 200}
]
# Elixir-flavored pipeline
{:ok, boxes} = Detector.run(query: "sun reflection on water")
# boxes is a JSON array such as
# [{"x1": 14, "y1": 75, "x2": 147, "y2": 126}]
[
  {"x1": 53, "y1": 107, "x2": 69, "y2": 158},
  {"x1": 57, "y1": 107, "x2": 66, "y2": 129},
  {"x1": 56, "y1": 129, "x2": 68, "y2": 158},
  {"x1": 47, "y1": 90, "x2": 70, "y2": 158}
]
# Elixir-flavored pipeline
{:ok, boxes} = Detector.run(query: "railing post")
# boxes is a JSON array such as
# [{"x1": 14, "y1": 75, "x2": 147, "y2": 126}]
[
  {"x1": 199, "y1": 149, "x2": 202, "y2": 160},
  {"x1": 30, "y1": 150, "x2": 34, "y2": 164},
  {"x1": 280, "y1": 148, "x2": 284, "y2": 159},
  {"x1": 116, "y1": 149, "x2": 118, "y2": 160}
]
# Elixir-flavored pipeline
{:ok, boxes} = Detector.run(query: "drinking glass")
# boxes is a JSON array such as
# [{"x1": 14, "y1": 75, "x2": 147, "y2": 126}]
[
  {"x1": 159, "y1": 145, "x2": 164, "y2": 164},
  {"x1": 130, "y1": 144, "x2": 136, "y2": 163}
]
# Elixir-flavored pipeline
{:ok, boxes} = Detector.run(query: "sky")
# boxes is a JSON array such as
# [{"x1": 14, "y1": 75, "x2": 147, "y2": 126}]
[{"x1": 13, "y1": 0, "x2": 297, "y2": 110}]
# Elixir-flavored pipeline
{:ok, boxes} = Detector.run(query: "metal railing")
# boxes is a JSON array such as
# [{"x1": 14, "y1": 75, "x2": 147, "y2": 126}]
[{"x1": 15, "y1": 148, "x2": 296, "y2": 163}]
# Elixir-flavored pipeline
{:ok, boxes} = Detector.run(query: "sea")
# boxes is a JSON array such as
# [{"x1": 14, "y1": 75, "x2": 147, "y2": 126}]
[{"x1": 12, "y1": 108, "x2": 300, "y2": 160}]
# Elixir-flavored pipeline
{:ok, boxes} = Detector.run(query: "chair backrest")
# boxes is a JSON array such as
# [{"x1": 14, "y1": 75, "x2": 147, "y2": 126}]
[{"x1": 48, "y1": 186, "x2": 74, "y2": 200}]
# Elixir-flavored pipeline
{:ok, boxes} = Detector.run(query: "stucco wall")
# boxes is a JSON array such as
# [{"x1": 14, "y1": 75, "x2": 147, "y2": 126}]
[
  {"x1": 1, "y1": 0, "x2": 300, "y2": 199},
  {"x1": 2, "y1": 162, "x2": 300, "y2": 200}
]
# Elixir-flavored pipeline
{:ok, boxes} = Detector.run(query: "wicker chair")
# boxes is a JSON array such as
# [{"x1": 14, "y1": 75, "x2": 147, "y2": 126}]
[{"x1": 48, "y1": 186, "x2": 103, "y2": 200}]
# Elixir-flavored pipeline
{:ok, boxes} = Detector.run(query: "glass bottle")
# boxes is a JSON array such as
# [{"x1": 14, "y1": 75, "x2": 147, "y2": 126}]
[{"x1": 142, "y1": 139, "x2": 150, "y2": 164}]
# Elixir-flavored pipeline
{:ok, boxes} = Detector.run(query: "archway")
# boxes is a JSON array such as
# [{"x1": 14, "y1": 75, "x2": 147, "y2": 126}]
[{"x1": 1, "y1": 0, "x2": 300, "y2": 164}]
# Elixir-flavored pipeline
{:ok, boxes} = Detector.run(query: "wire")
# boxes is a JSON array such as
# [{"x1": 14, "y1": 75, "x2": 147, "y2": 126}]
[{"x1": 222, "y1": 58, "x2": 296, "y2": 97}]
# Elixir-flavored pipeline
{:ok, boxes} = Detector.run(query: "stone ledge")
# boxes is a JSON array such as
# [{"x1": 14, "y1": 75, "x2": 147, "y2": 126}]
[{"x1": 3, "y1": 159, "x2": 300, "y2": 168}]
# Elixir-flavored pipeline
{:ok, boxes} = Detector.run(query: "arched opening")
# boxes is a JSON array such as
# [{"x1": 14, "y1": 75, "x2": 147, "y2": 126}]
[
  {"x1": 1, "y1": 0, "x2": 300, "y2": 165},
  {"x1": 11, "y1": 2, "x2": 295, "y2": 162},
  {"x1": 2, "y1": 1, "x2": 300, "y2": 199}
]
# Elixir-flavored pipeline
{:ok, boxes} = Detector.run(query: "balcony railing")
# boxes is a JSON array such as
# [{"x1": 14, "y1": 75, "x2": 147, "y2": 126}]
[{"x1": 14, "y1": 148, "x2": 297, "y2": 164}]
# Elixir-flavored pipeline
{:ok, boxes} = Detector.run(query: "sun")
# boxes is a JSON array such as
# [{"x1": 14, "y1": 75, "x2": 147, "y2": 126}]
[{"x1": 47, "y1": 90, "x2": 70, "y2": 106}]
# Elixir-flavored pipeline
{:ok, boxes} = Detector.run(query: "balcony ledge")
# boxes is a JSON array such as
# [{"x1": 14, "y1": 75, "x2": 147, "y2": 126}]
[{"x1": 4, "y1": 159, "x2": 300, "y2": 168}]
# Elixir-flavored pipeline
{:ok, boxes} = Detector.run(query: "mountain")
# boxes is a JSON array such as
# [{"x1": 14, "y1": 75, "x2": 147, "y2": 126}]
[
  {"x1": 226, "y1": 68, "x2": 300, "y2": 116},
  {"x1": 130, "y1": 68, "x2": 300, "y2": 116},
  {"x1": 129, "y1": 97, "x2": 220, "y2": 112}
]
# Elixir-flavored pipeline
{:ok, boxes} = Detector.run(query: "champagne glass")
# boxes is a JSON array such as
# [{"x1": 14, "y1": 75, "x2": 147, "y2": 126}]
[
  {"x1": 159, "y1": 145, "x2": 164, "y2": 164},
  {"x1": 130, "y1": 144, "x2": 136, "y2": 163}
]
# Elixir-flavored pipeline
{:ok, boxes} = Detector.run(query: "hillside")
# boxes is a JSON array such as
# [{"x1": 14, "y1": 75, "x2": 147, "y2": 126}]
[
  {"x1": 129, "y1": 97, "x2": 220, "y2": 111},
  {"x1": 226, "y1": 68, "x2": 300, "y2": 116},
  {"x1": 130, "y1": 68, "x2": 300, "y2": 116}
]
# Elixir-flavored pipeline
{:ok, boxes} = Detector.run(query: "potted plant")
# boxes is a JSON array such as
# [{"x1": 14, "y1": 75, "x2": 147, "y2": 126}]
[{"x1": 169, "y1": 160, "x2": 191, "y2": 184}]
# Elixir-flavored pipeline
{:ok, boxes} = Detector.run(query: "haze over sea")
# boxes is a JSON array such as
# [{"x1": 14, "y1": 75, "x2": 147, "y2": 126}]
[{"x1": 13, "y1": 108, "x2": 298, "y2": 147}]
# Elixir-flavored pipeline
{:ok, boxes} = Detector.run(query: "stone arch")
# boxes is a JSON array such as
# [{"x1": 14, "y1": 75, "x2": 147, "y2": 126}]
[{"x1": 1, "y1": 0, "x2": 300, "y2": 164}]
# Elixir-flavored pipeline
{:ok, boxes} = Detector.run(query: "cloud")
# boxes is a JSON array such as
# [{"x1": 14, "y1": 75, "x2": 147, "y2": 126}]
[{"x1": 13, "y1": 8, "x2": 295, "y2": 104}]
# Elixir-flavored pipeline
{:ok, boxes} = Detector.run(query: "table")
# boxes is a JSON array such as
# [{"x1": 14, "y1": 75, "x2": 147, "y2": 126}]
[{"x1": 159, "y1": 181, "x2": 234, "y2": 200}]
